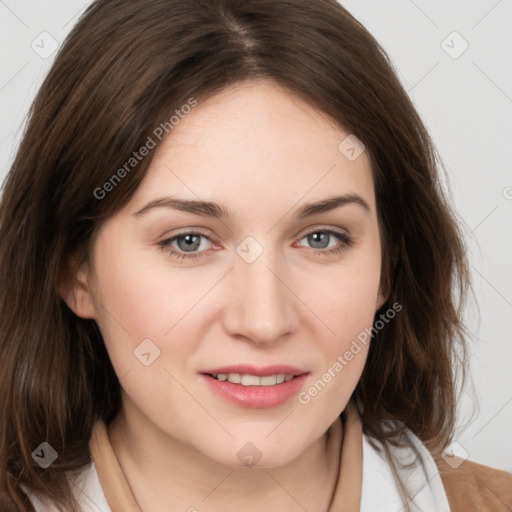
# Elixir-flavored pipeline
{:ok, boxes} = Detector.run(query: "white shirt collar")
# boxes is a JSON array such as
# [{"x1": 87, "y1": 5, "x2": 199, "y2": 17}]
[{"x1": 361, "y1": 427, "x2": 450, "y2": 512}]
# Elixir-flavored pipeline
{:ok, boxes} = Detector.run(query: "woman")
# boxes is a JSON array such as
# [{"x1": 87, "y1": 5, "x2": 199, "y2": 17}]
[{"x1": 0, "y1": 0, "x2": 510, "y2": 511}]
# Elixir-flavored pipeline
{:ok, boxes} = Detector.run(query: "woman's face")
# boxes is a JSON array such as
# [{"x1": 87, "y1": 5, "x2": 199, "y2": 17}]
[{"x1": 70, "y1": 79, "x2": 386, "y2": 468}]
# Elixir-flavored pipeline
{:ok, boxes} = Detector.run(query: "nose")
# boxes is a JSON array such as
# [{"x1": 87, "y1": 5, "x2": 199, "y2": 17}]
[{"x1": 222, "y1": 247, "x2": 298, "y2": 346}]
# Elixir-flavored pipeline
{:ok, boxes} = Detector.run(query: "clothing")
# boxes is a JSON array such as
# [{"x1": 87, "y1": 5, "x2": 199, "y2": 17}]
[{"x1": 21, "y1": 403, "x2": 512, "y2": 511}]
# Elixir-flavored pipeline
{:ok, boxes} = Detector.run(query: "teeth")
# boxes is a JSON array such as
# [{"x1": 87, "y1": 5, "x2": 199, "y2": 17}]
[
  {"x1": 212, "y1": 373, "x2": 296, "y2": 386},
  {"x1": 260, "y1": 375, "x2": 277, "y2": 386},
  {"x1": 229, "y1": 373, "x2": 241, "y2": 383},
  {"x1": 241, "y1": 374, "x2": 261, "y2": 386}
]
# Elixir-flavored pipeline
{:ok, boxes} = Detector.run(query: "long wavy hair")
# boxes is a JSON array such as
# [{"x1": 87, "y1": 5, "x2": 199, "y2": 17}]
[{"x1": 0, "y1": 0, "x2": 471, "y2": 510}]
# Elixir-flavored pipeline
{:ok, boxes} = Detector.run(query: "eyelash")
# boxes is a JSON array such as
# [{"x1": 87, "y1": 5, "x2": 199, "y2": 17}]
[{"x1": 157, "y1": 228, "x2": 353, "y2": 261}]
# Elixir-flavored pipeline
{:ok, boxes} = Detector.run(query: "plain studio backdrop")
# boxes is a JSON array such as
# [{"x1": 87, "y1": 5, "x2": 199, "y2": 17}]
[{"x1": 0, "y1": 0, "x2": 511, "y2": 473}]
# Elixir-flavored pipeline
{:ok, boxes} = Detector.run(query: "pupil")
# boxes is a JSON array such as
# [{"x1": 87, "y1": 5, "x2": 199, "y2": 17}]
[
  {"x1": 179, "y1": 234, "x2": 200, "y2": 252},
  {"x1": 310, "y1": 232, "x2": 328, "y2": 249}
]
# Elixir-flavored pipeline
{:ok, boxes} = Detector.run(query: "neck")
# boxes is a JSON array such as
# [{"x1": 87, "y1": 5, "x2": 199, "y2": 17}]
[{"x1": 107, "y1": 394, "x2": 343, "y2": 512}]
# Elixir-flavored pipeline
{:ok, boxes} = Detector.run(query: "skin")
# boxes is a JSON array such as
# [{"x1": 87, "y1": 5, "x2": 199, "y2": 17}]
[{"x1": 63, "y1": 79, "x2": 387, "y2": 512}]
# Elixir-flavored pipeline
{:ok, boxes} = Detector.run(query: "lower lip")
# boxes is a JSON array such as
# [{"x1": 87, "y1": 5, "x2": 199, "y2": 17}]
[{"x1": 200, "y1": 374, "x2": 308, "y2": 408}]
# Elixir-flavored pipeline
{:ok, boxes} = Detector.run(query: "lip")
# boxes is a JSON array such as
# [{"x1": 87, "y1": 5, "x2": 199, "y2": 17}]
[
  {"x1": 201, "y1": 364, "x2": 307, "y2": 377},
  {"x1": 200, "y1": 365, "x2": 309, "y2": 409}
]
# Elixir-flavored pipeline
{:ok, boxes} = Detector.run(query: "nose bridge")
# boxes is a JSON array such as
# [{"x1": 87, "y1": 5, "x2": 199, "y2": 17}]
[{"x1": 225, "y1": 238, "x2": 297, "y2": 344}]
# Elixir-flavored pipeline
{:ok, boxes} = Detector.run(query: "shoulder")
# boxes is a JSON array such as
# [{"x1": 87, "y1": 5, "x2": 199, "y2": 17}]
[
  {"x1": 432, "y1": 452, "x2": 512, "y2": 512},
  {"x1": 362, "y1": 426, "x2": 512, "y2": 512}
]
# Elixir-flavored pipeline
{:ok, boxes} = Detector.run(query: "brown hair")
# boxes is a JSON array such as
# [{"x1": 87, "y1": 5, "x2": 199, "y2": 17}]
[{"x1": 0, "y1": 0, "x2": 471, "y2": 510}]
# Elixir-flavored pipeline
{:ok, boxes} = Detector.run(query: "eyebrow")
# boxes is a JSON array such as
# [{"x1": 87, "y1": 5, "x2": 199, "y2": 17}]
[{"x1": 133, "y1": 193, "x2": 370, "y2": 219}]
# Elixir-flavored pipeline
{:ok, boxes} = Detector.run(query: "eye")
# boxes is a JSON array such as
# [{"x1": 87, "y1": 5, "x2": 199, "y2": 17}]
[
  {"x1": 157, "y1": 228, "x2": 353, "y2": 261},
  {"x1": 157, "y1": 230, "x2": 215, "y2": 261},
  {"x1": 295, "y1": 229, "x2": 353, "y2": 256}
]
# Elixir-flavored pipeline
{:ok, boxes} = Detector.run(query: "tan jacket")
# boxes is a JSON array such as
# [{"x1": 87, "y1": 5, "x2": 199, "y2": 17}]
[{"x1": 433, "y1": 453, "x2": 512, "y2": 512}]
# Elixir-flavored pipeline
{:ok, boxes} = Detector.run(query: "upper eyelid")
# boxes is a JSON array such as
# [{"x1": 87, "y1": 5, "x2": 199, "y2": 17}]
[
  {"x1": 162, "y1": 227, "x2": 349, "y2": 248},
  {"x1": 295, "y1": 229, "x2": 348, "y2": 244}
]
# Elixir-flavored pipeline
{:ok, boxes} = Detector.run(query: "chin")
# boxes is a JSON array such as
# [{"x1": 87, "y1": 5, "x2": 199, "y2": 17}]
[{"x1": 201, "y1": 436, "x2": 307, "y2": 471}]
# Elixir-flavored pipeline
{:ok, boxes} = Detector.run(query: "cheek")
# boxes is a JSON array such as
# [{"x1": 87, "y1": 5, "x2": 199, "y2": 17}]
[
  {"x1": 308, "y1": 276, "x2": 376, "y2": 386},
  {"x1": 297, "y1": 235, "x2": 381, "y2": 407},
  {"x1": 90, "y1": 238, "x2": 213, "y2": 371},
  {"x1": 308, "y1": 238, "x2": 382, "y2": 343},
  {"x1": 296, "y1": 261, "x2": 379, "y2": 418}
]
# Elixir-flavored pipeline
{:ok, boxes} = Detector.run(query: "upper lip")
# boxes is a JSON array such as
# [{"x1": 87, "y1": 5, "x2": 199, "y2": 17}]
[{"x1": 201, "y1": 364, "x2": 308, "y2": 377}]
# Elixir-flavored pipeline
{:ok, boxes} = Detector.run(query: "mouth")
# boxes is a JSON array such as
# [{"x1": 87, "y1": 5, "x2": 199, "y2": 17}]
[
  {"x1": 205, "y1": 372, "x2": 298, "y2": 386},
  {"x1": 200, "y1": 365, "x2": 308, "y2": 408}
]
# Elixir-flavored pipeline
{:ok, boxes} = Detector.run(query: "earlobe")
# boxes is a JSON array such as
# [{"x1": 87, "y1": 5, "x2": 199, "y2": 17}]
[
  {"x1": 58, "y1": 257, "x2": 96, "y2": 319},
  {"x1": 376, "y1": 250, "x2": 395, "y2": 311},
  {"x1": 375, "y1": 291, "x2": 387, "y2": 311},
  {"x1": 375, "y1": 283, "x2": 390, "y2": 312}
]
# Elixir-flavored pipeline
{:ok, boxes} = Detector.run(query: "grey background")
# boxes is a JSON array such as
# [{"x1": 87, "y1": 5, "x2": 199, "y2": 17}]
[{"x1": 1, "y1": 0, "x2": 511, "y2": 473}]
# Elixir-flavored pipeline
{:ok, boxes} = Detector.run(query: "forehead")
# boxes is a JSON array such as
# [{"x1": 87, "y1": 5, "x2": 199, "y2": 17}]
[
  {"x1": 124, "y1": 79, "x2": 376, "y2": 218},
  {"x1": 165, "y1": 79, "x2": 355, "y2": 159}
]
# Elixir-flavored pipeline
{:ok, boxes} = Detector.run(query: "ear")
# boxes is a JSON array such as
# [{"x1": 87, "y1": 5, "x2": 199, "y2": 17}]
[
  {"x1": 58, "y1": 255, "x2": 97, "y2": 319},
  {"x1": 375, "y1": 286, "x2": 389, "y2": 311},
  {"x1": 375, "y1": 238, "x2": 399, "y2": 312},
  {"x1": 375, "y1": 262, "x2": 392, "y2": 311}
]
